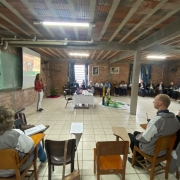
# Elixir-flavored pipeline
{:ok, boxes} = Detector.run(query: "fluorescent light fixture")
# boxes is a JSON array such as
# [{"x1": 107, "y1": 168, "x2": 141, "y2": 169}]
[
  {"x1": 42, "y1": 22, "x2": 89, "y2": 27},
  {"x1": 147, "y1": 55, "x2": 166, "y2": 59},
  {"x1": 70, "y1": 53, "x2": 89, "y2": 57}
]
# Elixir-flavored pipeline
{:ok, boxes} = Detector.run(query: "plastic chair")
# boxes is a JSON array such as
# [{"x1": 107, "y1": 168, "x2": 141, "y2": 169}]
[
  {"x1": 0, "y1": 148, "x2": 37, "y2": 180},
  {"x1": 94, "y1": 141, "x2": 129, "y2": 180},
  {"x1": 64, "y1": 91, "x2": 73, "y2": 107},
  {"x1": 132, "y1": 133, "x2": 176, "y2": 180},
  {"x1": 45, "y1": 139, "x2": 76, "y2": 180}
]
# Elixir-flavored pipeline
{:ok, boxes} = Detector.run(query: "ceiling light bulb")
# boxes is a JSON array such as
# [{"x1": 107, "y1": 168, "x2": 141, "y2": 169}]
[
  {"x1": 42, "y1": 22, "x2": 89, "y2": 27},
  {"x1": 70, "y1": 53, "x2": 89, "y2": 57},
  {"x1": 147, "y1": 55, "x2": 166, "y2": 59}
]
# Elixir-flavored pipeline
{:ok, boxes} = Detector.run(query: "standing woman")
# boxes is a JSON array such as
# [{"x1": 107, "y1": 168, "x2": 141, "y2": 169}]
[{"x1": 34, "y1": 73, "x2": 45, "y2": 112}]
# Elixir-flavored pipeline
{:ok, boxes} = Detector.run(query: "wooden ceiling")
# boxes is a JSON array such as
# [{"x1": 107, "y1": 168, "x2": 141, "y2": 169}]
[{"x1": 1, "y1": 0, "x2": 180, "y2": 63}]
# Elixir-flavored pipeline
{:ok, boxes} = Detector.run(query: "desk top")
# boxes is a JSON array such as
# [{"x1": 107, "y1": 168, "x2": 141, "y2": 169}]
[
  {"x1": 112, "y1": 126, "x2": 130, "y2": 142},
  {"x1": 140, "y1": 124, "x2": 147, "y2": 130},
  {"x1": 30, "y1": 133, "x2": 45, "y2": 146}
]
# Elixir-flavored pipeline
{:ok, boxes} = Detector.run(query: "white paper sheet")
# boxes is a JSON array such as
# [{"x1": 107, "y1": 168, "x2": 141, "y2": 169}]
[
  {"x1": 70, "y1": 123, "x2": 83, "y2": 133},
  {"x1": 24, "y1": 124, "x2": 46, "y2": 136}
]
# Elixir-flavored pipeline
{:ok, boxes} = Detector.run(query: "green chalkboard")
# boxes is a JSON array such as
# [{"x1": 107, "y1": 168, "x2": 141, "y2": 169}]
[{"x1": 0, "y1": 50, "x2": 22, "y2": 90}]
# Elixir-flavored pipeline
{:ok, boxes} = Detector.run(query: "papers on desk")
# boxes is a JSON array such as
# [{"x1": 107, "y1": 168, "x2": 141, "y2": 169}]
[
  {"x1": 70, "y1": 123, "x2": 83, "y2": 133},
  {"x1": 24, "y1": 124, "x2": 46, "y2": 136},
  {"x1": 82, "y1": 90, "x2": 93, "y2": 96}
]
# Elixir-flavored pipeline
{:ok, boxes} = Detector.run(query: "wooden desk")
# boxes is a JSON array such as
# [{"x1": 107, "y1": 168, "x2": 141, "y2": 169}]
[
  {"x1": 31, "y1": 133, "x2": 45, "y2": 146},
  {"x1": 140, "y1": 124, "x2": 147, "y2": 130},
  {"x1": 112, "y1": 126, "x2": 130, "y2": 142}
]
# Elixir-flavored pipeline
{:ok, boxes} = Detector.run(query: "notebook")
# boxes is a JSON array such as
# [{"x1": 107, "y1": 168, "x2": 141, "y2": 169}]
[{"x1": 24, "y1": 124, "x2": 47, "y2": 136}]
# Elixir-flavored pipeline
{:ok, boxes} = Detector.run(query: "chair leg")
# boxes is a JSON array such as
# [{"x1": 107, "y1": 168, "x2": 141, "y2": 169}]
[
  {"x1": 132, "y1": 150, "x2": 137, "y2": 167},
  {"x1": 71, "y1": 161, "x2": 74, "y2": 173},
  {"x1": 150, "y1": 163, "x2": 155, "y2": 180},
  {"x1": 97, "y1": 173, "x2": 100, "y2": 180},
  {"x1": 121, "y1": 173, "x2": 125, "y2": 180},
  {"x1": 52, "y1": 165, "x2": 54, "y2": 171},
  {"x1": 176, "y1": 170, "x2": 179, "y2": 180},
  {"x1": 48, "y1": 164, "x2": 51, "y2": 180},
  {"x1": 42, "y1": 138, "x2": 45, "y2": 149},
  {"x1": 165, "y1": 163, "x2": 169, "y2": 179},
  {"x1": 33, "y1": 159, "x2": 38, "y2": 180}
]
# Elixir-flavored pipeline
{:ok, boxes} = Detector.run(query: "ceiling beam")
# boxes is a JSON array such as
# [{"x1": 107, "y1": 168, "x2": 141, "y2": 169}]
[
  {"x1": 67, "y1": 0, "x2": 79, "y2": 39},
  {"x1": 20, "y1": 0, "x2": 54, "y2": 38},
  {"x1": 44, "y1": 0, "x2": 67, "y2": 38},
  {"x1": 0, "y1": 14, "x2": 30, "y2": 36},
  {"x1": 110, "y1": 51, "x2": 135, "y2": 63},
  {"x1": 0, "y1": 24, "x2": 20, "y2": 37},
  {"x1": 1, "y1": 0, "x2": 43, "y2": 38},
  {"x1": 108, "y1": 0, "x2": 143, "y2": 42},
  {"x1": 7, "y1": 41, "x2": 137, "y2": 51},
  {"x1": 145, "y1": 45, "x2": 180, "y2": 54},
  {"x1": 98, "y1": 0, "x2": 120, "y2": 41},
  {"x1": 138, "y1": 18, "x2": 180, "y2": 50},
  {"x1": 50, "y1": 58, "x2": 107, "y2": 63},
  {"x1": 119, "y1": 0, "x2": 168, "y2": 42},
  {"x1": 133, "y1": 7, "x2": 180, "y2": 45},
  {"x1": 88, "y1": 0, "x2": 96, "y2": 39}
]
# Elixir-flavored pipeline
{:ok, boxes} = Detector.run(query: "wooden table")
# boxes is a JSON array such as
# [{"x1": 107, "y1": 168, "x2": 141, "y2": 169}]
[
  {"x1": 31, "y1": 133, "x2": 45, "y2": 146},
  {"x1": 112, "y1": 126, "x2": 130, "y2": 142},
  {"x1": 140, "y1": 124, "x2": 147, "y2": 130}
]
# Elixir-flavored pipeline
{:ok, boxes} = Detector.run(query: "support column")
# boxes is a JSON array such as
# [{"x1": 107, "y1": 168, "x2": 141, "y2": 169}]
[{"x1": 130, "y1": 51, "x2": 141, "y2": 115}]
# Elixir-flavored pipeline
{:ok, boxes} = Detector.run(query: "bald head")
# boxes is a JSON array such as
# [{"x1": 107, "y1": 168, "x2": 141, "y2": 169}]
[{"x1": 156, "y1": 94, "x2": 171, "y2": 108}]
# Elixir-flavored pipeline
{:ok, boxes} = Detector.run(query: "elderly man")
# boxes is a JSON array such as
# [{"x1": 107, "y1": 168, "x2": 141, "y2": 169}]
[{"x1": 128, "y1": 94, "x2": 180, "y2": 167}]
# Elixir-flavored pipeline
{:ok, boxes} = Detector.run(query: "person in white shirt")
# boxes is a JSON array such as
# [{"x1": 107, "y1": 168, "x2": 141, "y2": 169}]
[
  {"x1": 146, "y1": 80, "x2": 155, "y2": 96},
  {"x1": 95, "y1": 80, "x2": 103, "y2": 97},
  {"x1": 120, "y1": 81, "x2": 127, "y2": 96},
  {"x1": 156, "y1": 81, "x2": 164, "y2": 94},
  {"x1": 0, "y1": 106, "x2": 47, "y2": 177},
  {"x1": 87, "y1": 81, "x2": 94, "y2": 94},
  {"x1": 139, "y1": 80, "x2": 148, "y2": 97}
]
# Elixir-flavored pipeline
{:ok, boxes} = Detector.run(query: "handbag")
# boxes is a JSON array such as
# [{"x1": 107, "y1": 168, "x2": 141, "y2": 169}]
[{"x1": 62, "y1": 140, "x2": 80, "y2": 180}]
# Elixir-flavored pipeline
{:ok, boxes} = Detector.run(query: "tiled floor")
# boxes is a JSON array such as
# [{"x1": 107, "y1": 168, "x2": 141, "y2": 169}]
[{"x1": 24, "y1": 95, "x2": 180, "y2": 180}]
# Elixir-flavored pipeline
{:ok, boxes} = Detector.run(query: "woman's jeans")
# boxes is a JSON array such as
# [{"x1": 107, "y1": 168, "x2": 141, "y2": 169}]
[{"x1": 37, "y1": 143, "x2": 47, "y2": 163}]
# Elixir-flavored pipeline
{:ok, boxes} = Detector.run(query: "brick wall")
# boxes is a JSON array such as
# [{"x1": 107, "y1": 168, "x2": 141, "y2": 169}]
[
  {"x1": 89, "y1": 62, "x2": 110, "y2": 84},
  {"x1": 48, "y1": 60, "x2": 68, "y2": 94}
]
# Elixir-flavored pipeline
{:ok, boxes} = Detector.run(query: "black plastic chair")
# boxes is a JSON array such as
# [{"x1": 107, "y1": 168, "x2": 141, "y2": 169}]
[
  {"x1": 45, "y1": 139, "x2": 76, "y2": 180},
  {"x1": 64, "y1": 91, "x2": 73, "y2": 107}
]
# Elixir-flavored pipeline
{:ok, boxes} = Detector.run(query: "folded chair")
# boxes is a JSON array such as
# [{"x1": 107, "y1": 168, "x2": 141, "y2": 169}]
[
  {"x1": 0, "y1": 148, "x2": 37, "y2": 180},
  {"x1": 94, "y1": 141, "x2": 129, "y2": 180},
  {"x1": 64, "y1": 91, "x2": 73, "y2": 108},
  {"x1": 132, "y1": 133, "x2": 176, "y2": 180}
]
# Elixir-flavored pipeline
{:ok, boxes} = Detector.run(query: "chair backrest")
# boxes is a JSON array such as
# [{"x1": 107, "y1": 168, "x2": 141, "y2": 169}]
[
  {"x1": 0, "y1": 149, "x2": 19, "y2": 169},
  {"x1": 14, "y1": 112, "x2": 27, "y2": 125},
  {"x1": 96, "y1": 141, "x2": 129, "y2": 167},
  {"x1": 154, "y1": 133, "x2": 176, "y2": 158},
  {"x1": 45, "y1": 139, "x2": 76, "y2": 164},
  {"x1": 63, "y1": 91, "x2": 67, "y2": 100}
]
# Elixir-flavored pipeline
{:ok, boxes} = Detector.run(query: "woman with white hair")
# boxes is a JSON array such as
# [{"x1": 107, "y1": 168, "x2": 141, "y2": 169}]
[{"x1": 0, "y1": 106, "x2": 47, "y2": 177}]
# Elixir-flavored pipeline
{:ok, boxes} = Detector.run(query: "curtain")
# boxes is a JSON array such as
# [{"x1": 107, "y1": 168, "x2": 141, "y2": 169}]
[
  {"x1": 128, "y1": 64, "x2": 133, "y2": 85},
  {"x1": 68, "y1": 62, "x2": 75, "y2": 85},
  {"x1": 85, "y1": 63, "x2": 88, "y2": 87},
  {"x1": 140, "y1": 65, "x2": 152, "y2": 86},
  {"x1": 128, "y1": 64, "x2": 152, "y2": 86}
]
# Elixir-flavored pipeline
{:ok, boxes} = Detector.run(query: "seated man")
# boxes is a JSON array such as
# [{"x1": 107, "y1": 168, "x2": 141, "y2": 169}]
[
  {"x1": 146, "y1": 80, "x2": 155, "y2": 96},
  {"x1": 104, "y1": 80, "x2": 111, "y2": 96},
  {"x1": 71, "y1": 79, "x2": 79, "y2": 94},
  {"x1": 128, "y1": 94, "x2": 180, "y2": 167},
  {"x1": 75, "y1": 88, "x2": 83, "y2": 94},
  {"x1": 95, "y1": 80, "x2": 103, "y2": 97},
  {"x1": 87, "y1": 81, "x2": 94, "y2": 94},
  {"x1": 139, "y1": 80, "x2": 148, "y2": 97},
  {"x1": 156, "y1": 81, "x2": 164, "y2": 94},
  {"x1": 0, "y1": 106, "x2": 47, "y2": 177},
  {"x1": 167, "y1": 81, "x2": 177, "y2": 98},
  {"x1": 119, "y1": 81, "x2": 127, "y2": 96}
]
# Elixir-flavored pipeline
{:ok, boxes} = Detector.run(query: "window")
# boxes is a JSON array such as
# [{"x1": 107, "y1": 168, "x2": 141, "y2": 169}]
[{"x1": 74, "y1": 64, "x2": 85, "y2": 85}]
